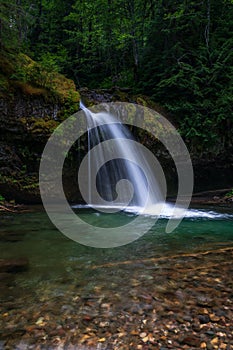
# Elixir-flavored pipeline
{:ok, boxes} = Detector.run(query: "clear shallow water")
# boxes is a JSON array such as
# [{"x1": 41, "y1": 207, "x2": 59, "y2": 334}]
[
  {"x1": 0, "y1": 205, "x2": 233, "y2": 289},
  {"x1": 1, "y1": 206, "x2": 233, "y2": 349}
]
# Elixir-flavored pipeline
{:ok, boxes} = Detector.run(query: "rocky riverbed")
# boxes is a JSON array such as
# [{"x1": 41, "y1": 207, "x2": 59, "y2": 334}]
[{"x1": 0, "y1": 247, "x2": 233, "y2": 349}]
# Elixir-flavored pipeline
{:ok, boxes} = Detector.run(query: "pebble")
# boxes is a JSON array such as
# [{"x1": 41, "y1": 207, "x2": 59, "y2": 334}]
[
  {"x1": 198, "y1": 314, "x2": 210, "y2": 323},
  {"x1": 139, "y1": 332, "x2": 147, "y2": 338},
  {"x1": 142, "y1": 336, "x2": 148, "y2": 343},
  {"x1": 180, "y1": 335, "x2": 201, "y2": 347},
  {"x1": 209, "y1": 314, "x2": 220, "y2": 322},
  {"x1": 206, "y1": 331, "x2": 215, "y2": 336},
  {"x1": 100, "y1": 303, "x2": 111, "y2": 309},
  {"x1": 35, "y1": 317, "x2": 45, "y2": 326},
  {"x1": 98, "y1": 337, "x2": 106, "y2": 342},
  {"x1": 210, "y1": 337, "x2": 219, "y2": 345}
]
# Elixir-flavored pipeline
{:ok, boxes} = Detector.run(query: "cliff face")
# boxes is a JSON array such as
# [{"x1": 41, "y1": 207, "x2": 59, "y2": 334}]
[
  {"x1": 0, "y1": 50, "x2": 80, "y2": 203},
  {"x1": 0, "y1": 91, "x2": 60, "y2": 119}
]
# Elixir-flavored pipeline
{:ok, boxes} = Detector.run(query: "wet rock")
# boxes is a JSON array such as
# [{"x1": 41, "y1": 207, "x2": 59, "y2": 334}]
[
  {"x1": 0, "y1": 342, "x2": 5, "y2": 349},
  {"x1": 198, "y1": 314, "x2": 210, "y2": 324},
  {"x1": 182, "y1": 315, "x2": 192, "y2": 322},
  {"x1": 60, "y1": 304, "x2": 74, "y2": 313},
  {"x1": 205, "y1": 331, "x2": 215, "y2": 336},
  {"x1": 197, "y1": 295, "x2": 213, "y2": 307},
  {"x1": 180, "y1": 335, "x2": 201, "y2": 347},
  {"x1": 0, "y1": 258, "x2": 29, "y2": 273}
]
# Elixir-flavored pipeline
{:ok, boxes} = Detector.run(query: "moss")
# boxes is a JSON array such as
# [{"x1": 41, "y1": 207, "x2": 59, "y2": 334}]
[
  {"x1": 52, "y1": 74, "x2": 80, "y2": 102},
  {"x1": 0, "y1": 49, "x2": 80, "y2": 106},
  {"x1": 135, "y1": 96, "x2": 148, "y2": 107},
  {"x1": 20, "y1": 116, "x2": 59, "y2": 135},
  {"x1": 13, "y1": 81, "x2": 48, "y2": 96},
  {"x1": 133, "y1": 94, "x2": 167, "y2": 115},
  {"x1": 22, "y1": 183, "x2": 39, "y2": 190},
  {"x1": 13, "y1": 53, "x2": 80, "y2": 103}
]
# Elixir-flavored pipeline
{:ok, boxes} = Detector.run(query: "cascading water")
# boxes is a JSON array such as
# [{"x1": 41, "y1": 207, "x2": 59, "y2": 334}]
[
  {"x1": 79, "y1": 102, "x2": 163, "y2": 212},
  {"x1": 79, "y1": 102, "x2": 222, "y2": 223}
]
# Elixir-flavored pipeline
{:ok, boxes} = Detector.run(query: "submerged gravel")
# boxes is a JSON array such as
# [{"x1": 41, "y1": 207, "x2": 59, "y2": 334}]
[{"x1": 0, "y1": 247, "x2": 233, "y2": 349}]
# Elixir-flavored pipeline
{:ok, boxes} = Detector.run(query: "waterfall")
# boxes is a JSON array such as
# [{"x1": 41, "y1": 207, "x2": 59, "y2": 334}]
[{"x1": 80, "y1": 102, "x2": 163, "y2": 211}]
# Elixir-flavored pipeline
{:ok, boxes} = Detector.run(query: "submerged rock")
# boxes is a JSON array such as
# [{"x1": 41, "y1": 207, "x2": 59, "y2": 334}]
[
  {"x1": 0, "y1": 230, "x2": 25, "y2": 242},
  {"x1": 0, "y1": 272, "x2": 13, "y2": 283},
  {"x1": 0, "y1": 258, "x2": 29, "y2": 273}
]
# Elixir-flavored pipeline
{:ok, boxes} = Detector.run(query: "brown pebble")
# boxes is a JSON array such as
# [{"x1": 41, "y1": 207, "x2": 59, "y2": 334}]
[
  {"x1": 199, "y1": 308, "x2": 209, "y2": 315},
  {"x1": 80, "y1": 334, "x2": 90, "y2": 344},
  {"x1": 209, "y1": 314, "x2": 220, "y2": 322},
  {"x1": 98, "y1": 337, "x2": 106, "y2": 342},
  {"x1": 180, "y1": 335, "x2": 201, "y2": 347},
  {"x1": 211, "y1": 337, "x2": 219, "y2": 345}
]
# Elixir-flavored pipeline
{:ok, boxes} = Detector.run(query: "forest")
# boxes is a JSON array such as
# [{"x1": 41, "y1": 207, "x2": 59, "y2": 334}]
[
  {"x1": 0, "y1": 0, "x2": 233, "y2": 155},
  {"x1": 1, "y1": 2, "x2": 233, "y2": 349}
]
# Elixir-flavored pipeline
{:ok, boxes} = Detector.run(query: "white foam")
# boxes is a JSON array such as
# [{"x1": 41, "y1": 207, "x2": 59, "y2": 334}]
[{"x1": 72, "y1": 203, "x2": 233, "y2": 219}]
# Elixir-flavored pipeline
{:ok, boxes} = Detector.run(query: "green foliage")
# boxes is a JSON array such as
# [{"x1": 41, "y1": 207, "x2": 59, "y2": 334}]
[
  {"x1": 10, "y1": 55, "x2": 57, "y2": 90},
  {"x1": 225, "y1": 189, "x2": 233, "y2": 198},
  {"x1": 0, "y1": 52, "x2": 79, "y2": 118},
  {"x1": 139, "y1": 0, "x2": 233, "y2": 155},
  {"x1": 0, "y1": 194, "x2": 5, "y2": 202},
  {"x1": 1, "y1": 0, "x2": 233, "y2": 156},
  {"x1": 38, "y1": 53, "x2": 60, "y2": 73},
  {"x1": 10, "y1": 66, "x2": 28, "y2": 83},
  {"x1": 61, "y1": 90, "x2": 80, "y2": 119},
  {"x1": 0, "y1": 0, "x2": 18, "y2": 49}
]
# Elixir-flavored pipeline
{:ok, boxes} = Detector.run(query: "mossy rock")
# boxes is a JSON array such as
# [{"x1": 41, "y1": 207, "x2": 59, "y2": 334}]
[
  {"x1": 19, "y1": 116, "x2": 59, "y2": 136},
  {"x1": 0, "y1": 49, "x2": 80, "y2": 106},
  {"x1": 0, "y1": 174, "x2": 40, "y2": 204}
]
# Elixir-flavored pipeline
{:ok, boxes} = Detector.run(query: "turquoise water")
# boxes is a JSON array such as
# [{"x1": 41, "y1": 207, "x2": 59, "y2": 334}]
[{"x1": 0, "y1": 205, "x2": 233, "y2": 290}]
